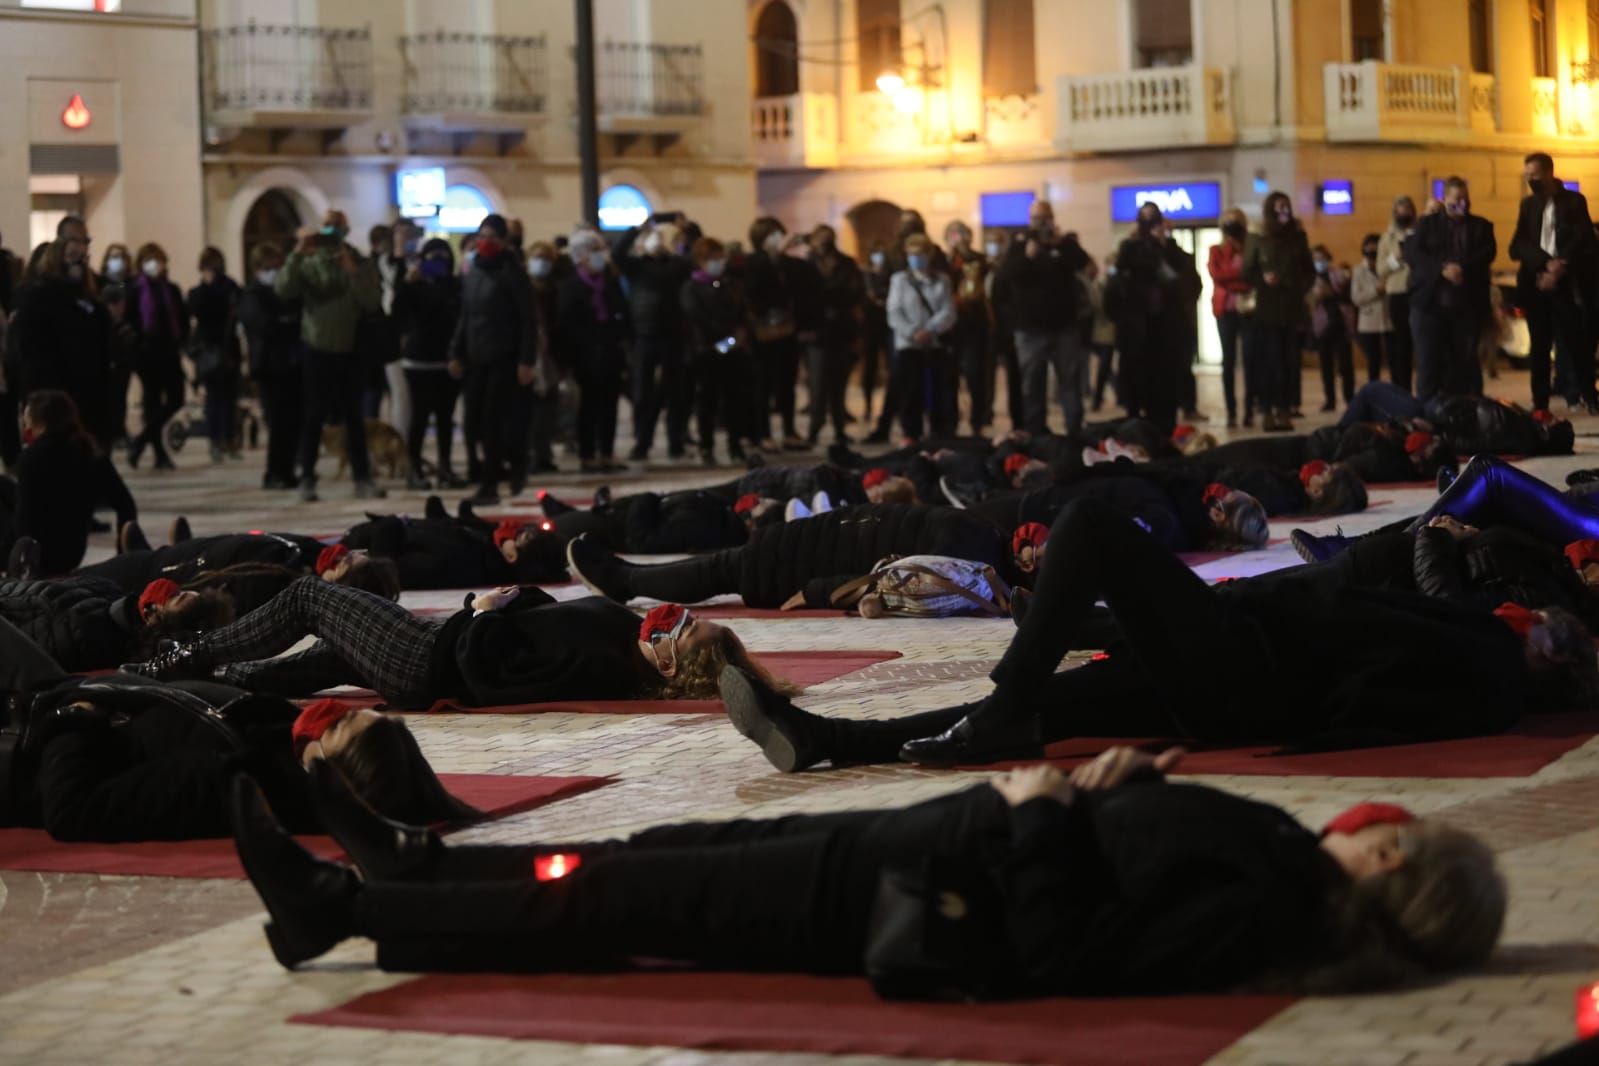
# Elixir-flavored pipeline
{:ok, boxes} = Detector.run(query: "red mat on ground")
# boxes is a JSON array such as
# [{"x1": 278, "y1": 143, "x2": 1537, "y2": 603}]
[
  {"x1": 0, "y1": 774, "x2": 609, "y2": 879},
  {"x1": 688, "y1": 603, "x2": 849, "y2": 619},
  {"x1": 292, "y1": 970, "x2": 1293, "y2": 1066},
  {"x1": 979, "y1": 712, "x2": 1597, "y2": 779}
]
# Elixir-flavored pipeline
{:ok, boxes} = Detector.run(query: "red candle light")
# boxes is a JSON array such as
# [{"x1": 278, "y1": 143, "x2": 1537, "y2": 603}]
[
  {"x1": 534, "y1": 852, "x2": 581, "y2": 882},
  {"x1": 1577, "y1": 981, "x2": 1599, "y2": 1039}
]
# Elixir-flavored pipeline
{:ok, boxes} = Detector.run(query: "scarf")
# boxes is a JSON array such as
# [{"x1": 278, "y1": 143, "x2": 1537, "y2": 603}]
[
  {"x1": 576, "y1": 265, "x2": 609, "y2": 324},
  {"x1": 137, "y1": 275, "x2": 180, "y2": 339},
  {"x1": 1321, "y1": 801, "x2": 1415, "y2": 838}
]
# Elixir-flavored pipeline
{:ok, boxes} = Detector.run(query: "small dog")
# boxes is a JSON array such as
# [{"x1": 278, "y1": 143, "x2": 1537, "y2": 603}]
[{"x1": 323, "y1": 419, "x2": 409, "y2": 481}]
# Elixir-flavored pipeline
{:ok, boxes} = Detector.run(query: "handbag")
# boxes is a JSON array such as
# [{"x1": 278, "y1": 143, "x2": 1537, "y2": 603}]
[
  {"x1": 1235, "y1": 288, "x2": 1258, "y2": 315},
  {"x1": 863, "y1": 856, "x2": 1007, "y2": 1001},
  {"x1": 830, "y1": 555, "x2": 1011, "y2": 617}
]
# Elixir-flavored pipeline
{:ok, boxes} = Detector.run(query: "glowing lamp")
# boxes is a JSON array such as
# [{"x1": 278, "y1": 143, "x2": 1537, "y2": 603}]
[
  {"x1": 534, "y1": 852, "x2": 581, "y2": 882},
  {"x1": 875, "y1": 71, "x2": 905, "y2": 95},
  {"x1": 539, "y1": 521, "x2": 553, "y2": 532},
  {"x1": 1578, "y1": 982, "x2": 1599, "y2": 1038},
  {"x1": 61, "y1": 94, "x2": 91, "y2": 130}
]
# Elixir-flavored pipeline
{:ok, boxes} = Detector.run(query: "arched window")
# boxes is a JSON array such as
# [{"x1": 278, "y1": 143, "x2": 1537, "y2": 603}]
[
  {"x1": 242, "y1": 189, "x2": 304, "y2": 272},
  {"x1": 754, "y1": 1, "x2": 800, "y2": 97},
  {"x1": 598, "y1": 184, "x2": 652, "y2": 231},
  {"x1": 437, "y1": 184, "x2": 493, "y2": 232}
]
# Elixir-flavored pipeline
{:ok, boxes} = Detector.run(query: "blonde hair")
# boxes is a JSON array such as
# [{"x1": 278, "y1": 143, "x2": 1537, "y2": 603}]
[
  {"x1": 868, "y1": 476, "x2": 919, "y2": 505},
  {"x1": 656, "y1": 629, "x2": 802, "y2": 700}
]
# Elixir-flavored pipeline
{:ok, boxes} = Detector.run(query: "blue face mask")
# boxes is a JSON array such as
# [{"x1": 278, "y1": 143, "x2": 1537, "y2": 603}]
[
  {"x1": 420, "y1": 257, "x2": 451, "y2": 279},
  {"x1": 907, "y1": 254, "x2": 929, "y2": 272}
]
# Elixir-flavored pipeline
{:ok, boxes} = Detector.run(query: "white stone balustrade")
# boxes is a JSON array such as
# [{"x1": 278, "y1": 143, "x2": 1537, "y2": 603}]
[
  {"x1": 750, "y1": 92, "x2": 838, "y2": 169},
  {"x1": 1324, "y1": 61, "x2": 1486, "y2": 142},
  {"x1": 1055, "y1": 64, "x2": 1235, "y2": 151}
]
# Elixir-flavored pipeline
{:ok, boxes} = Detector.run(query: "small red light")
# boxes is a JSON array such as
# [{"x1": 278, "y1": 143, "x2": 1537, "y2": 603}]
[
  {"x1": 249, "y1": 529, "x2": 263, "y2": 535},
  {"x1": 540, "y1": 520, "x2": 553, "y2": 531},
  {"x1": 1578, "y1": 982, "x2": 1599, "y2": 1039},
  {"x1": 1090, "y1": 652, "x2": 1110, "y2": 662},
  {"x1": 537, "y1": 490, "x2": 549, "y2": 501},
  {"x1": 534, "y1": 852, "x2": 581, "y2": 881},
  {"x1": 61, "y1": 94, "x2": 91, "y2": 130}
]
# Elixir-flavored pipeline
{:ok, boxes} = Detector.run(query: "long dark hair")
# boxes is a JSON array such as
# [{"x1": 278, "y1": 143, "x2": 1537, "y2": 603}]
[
  {"x1": 338, "y1": 555, "x2": 402, "y2": 601},
  {"x1": 24, "y1": 390, "x2": 97, "y2": 456},
  {"x1": 325, "y1": 716, "x2": 481, "y2": 825},
  {"x1": 1309, "y1": 465, "x2": 1369, "y2": 516},
  {"x1": 140, "y1": 587, "x2": 237, "y2": 653}
]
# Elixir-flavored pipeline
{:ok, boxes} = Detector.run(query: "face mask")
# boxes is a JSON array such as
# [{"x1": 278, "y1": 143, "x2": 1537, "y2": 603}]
[
  {"x1": 985, "y1": 242, "x2": 1002, "y2": 258},
  {"x1": 586, "y1": 251, "x2": 607, "y2": 273},
  {"x1": 763, "y1": 231, "x2": 785, "y2": 254},
  {"x1": 420, "y1": 257, "x2": 451, "y2": 279},
  {"x1": 256, "y1": 268, "x2": 279, "y2": 286},
  {"x1": 105, "y1": 256, "x2": 126, "y2": 278},
  {"x1": 906, "y1": 253, "x2": 929, "y2": 272},
  {"x1": 141, "y1": 259, "x2": 162, "y2": 278},
  {"x1": 704, "y1": 258, "x2": 726, "y2": 278},
  {"x1": 462, "y1": 250, "x2": 477, "y2": 268},
  {"x1": 402, "y1": 237, "x2": 420, "y2": 255},
  {"x1": 643, "y1": 233, "x2": 664, "y2": 254},
  {"x1": 1314, "y1": 260, "x2": 1329, "y2": 275},
  {"x1": 528, "y1": 257, "x2": 552, "y2": 278},
  {"x1": 1395, "y1": 211, "x2": 1415, "y2": 227},
  {"x1": 319, "y1": 223, "x2": 346, "y2": 241},
  {"x1": 1528, "y1": 177, "x2": 1547, "y2": 196},
  {"x1": 1275, "y1": 208, "x2": 1293, "y2": 224},
  {"x1": 869, "y1": 252, "x2": 886, "y2": 268},
  {"x1": 1223, "y1": 223, "x2": 1246, "y2": 241},
  {"x1": 1447, "y1": 199, "x2": 1470, "y2": 217}
]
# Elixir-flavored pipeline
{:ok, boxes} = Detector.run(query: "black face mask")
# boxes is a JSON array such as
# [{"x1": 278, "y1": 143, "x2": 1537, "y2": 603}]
[
  {"x1": 1137, "y1": 216, "x2": 1160, "y2": 234},
  {"x1": 1363, "y1": 247, "x2": 1378, "y2": 260},
  {"x1": 1223, "y1": 222, "x2": 1247, "y2": 241},
  {"x1": 1394, "y1": 211, "x2": 1415, "y2": 227}
]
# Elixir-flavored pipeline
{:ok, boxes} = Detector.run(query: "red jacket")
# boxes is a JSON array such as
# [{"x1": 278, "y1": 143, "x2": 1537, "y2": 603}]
[{"x1": 1207, "y1": 241, "x2": 1250, "y2": 318}]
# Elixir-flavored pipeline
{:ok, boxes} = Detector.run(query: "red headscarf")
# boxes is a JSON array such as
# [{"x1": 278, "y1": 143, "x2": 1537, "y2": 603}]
[
  {"x1": 1404, "y1": 430, "x2": 1434, "y2": 456},
  {"x1": 1532, "y1": 408, "x2": 1556, "y2": 425},
  {"x1": 733, "y1": 493, "x2": 761, "y2": 515},
  {"x1": 291, "y1": 698, "x2": 353, "y2": 759},
  {"x1": 638, "y1": 603, "x2": 688, "y2": 643},
  {"x1": 1493, "y1": 602, "x2": 1541, "y2": 639},
  {"x1": 1322, "y1": 801, "x2": 1415, "y2": 838},
  {"x1": 492, "y1": 520, "x2": 525, "y2": 549},
  {"x1": 1003, "y1": 453, "x2": 1031, "y2": 478},
  {"x1": 1011, "y1": 521, "x2": 1050, "y2": 557},
  {"x1": 1201, "y1": 482, "x2": 1231, "y2": 506},
  {"x1": 314, "y1": 544, "x2": 349, "y2": 576},
  {"x1": 1298, "y1": 460, "x2": 1328, "y2": 487},
  {"x1": 1171, "y1": 424, "x2": 1196, "y2": 445},
  {"x1": 1565, "y1": 539, "x2": 1599, "y2": 572},
  {"x1": 137, "y1": 578, "x2": 181, "y2": 617},
  {"x1": 861, "y1": 468, "x2": 890, "y2": 489}
]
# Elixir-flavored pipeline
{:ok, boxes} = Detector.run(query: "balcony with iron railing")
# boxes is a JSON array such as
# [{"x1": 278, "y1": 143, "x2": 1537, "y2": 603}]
[
  {"x1": 1055, "y1": 65, "x2": 1235, "y2": 152},
  {"x1": 1323, "y1": 61, "x2": 1489, "y2": 142},
  {"x1": 202, "y1": 20, "x2": 373, "y2": 129},
  {"x1": 594, "y1": 41, "x2": 706, "y2": 133},
  {"x1": 399, "y1": 30, "x2": 547, "y2": 131}
]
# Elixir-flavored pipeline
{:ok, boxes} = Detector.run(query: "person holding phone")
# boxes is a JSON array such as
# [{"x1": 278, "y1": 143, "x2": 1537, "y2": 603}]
[{"x1": 681, "y1": 236, "x2": 754, "y2": 464}]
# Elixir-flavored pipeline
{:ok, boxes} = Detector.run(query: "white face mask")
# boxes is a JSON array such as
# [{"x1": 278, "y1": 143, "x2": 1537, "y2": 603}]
[
  {"x1": 462, "y1": 250, "x2": 477, "y2": 268},
  {"x1": 704, "y1": 259, "x2": 726, "y2": 278},
  {"x1": 528, "y1": 257, "x2": 552, "y2": 278},
  {"x1": 869, "y1": 252, "x2": 886, "y2": 268},
  {"x1": 763, "y1": 231, "x2": 785, "y2": 254},
  {"x1": 141, "y1": 259, "x2": 162, "y2": 278},
  {"x1": 256, "y1": 268, "x2": 279, "y2": 286},
  {"x1": 984, "y1": 242, "x2": 1001, "y2": 258},
  {"x1": 105, "y1": 256, "x2": 126, "y2": 278},
  {"x1": 586, "y1": 251, "x2": 607, "y2": 273},
  {"x1": 643, "y1": 233, "x2": 664, "y2": 255}
]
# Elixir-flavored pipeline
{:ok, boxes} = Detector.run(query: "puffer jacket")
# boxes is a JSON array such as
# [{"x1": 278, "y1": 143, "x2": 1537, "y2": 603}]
[
  {"x1": 1425, "y1": 396, "x2": 1575, "y2": 457},
  {"x1": 0, "y1": 575, "x2": 139, "y2": 672}
]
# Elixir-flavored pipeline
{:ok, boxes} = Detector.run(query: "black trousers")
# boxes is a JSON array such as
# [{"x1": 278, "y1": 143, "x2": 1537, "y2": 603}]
[
  {"x1": 358, "y1": 784, "x2": 1009, "y2": 976},
  {"x1": 860, "y1": 319, "x2": 890, "y2": 423},
  {"x1": 688, "y1": 348, "x2": 753, "y2": 453},
  {"x1": 134, "y1": 355, "x2": 185, "y2": 461},
  {"x1": 753, "y1": 336, "x2": 801, "y2": 440},
  {"x1": 258, "y1": 370, "x2": 302, "y2": 485},
  {"x1": 952, "y1": 316, "x2": 991, "y2": 432},
  {"x1": 1215, "y1": 312, "x2": 1245, "y2": 420},
  {"x1": 297, "y1": 349, "x2": 371, "y2": 483},
  {"x1": 631, "y1": 333, "x2": 687, "y2": 456},
  {"x1": 1413, "y1": 306, "x2": 1482, "y2": 401},
  {"x1": 1386, "y1": 292, "x2": 1414, "y2": 392},
  {"x1": 893, "y1": 346, "x2": 954, "y2": 441},
  {"x1": 806, "y1": 337, "x2": 853, "y2": 442},
  {"x1": 403, "y1": 368, "x2": 460, "y2": 478},
  {"x1": 1356, "y1": 330, "x2": 1388, "y2": 384},
  {"x1": 1525, "y1": 287, "x2": 1596, "y2": 411},
  {"x1": 576, "y1": 355, "x2": 623, "y2": 461},
  {"x1": 1252, "y1": 322, "x2": 1299, "y2": 414},
  {"x1": 1317, "y1": 331, "x2": 1355, "y2": 407},
  {"x1": 462, "y1": 361, "x2": 523, "y2": 490},
  {"x1": 615, "y1": 546, "x2": 743, "y2": 605}
]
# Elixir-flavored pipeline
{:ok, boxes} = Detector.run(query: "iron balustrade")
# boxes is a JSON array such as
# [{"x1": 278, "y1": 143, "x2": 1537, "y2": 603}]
[
  {"x1": 203, "y1": 21, "x2": 373, "y2": 114},
  {"x1": 595, "y1": 41, "x2": 705, "y2": 117},
  {"x1": 400, "y1": 30, "x2": 547, "y2": 114}
]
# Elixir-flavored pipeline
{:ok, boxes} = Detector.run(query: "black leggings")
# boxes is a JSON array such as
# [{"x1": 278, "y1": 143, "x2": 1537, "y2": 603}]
[
  {"x1": 1409, "y1": 454, "x2": 1599, "y2": 542},
  {"x1": 615, "y1": 547, "x2": 744, "y2": 604},
  {"x1": 404, "y1": 367, "x2": 460, "y2": 477},
  {"x1": 358, "y1": 784, "x2": 1008, "y2": 975},
  {"x1": 211, "y1": 577, "x2": 441, "y2": 706}
]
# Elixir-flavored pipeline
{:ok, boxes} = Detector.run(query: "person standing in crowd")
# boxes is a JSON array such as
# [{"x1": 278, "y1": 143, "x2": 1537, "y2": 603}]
[
  {"x1": 1376, "y1": 195, "x2": 1418, "y2": 391},
  {"x1": 985, "y1": 230, "x2": 1024, "y2": 432},
  {"x1": 99, "y1": 281, "x2": 137, "y2": 455},
  {"x1": 1407, "y1": 176, "x2": 1497, "y2": 401},
  {"x1": 449, "y1": 214, "x2": 538, "y2": 504},
  {"x1": 1243, "y1": 192, "x2": 1314, "y2": 432},
  {"x1": 559, "y1": 229, "x2": 629, "y2": 472},
  {"x1": 885, "y1": 232, "x2": 956, "y2": 442},
  {"x1": 1208, "y1": 208, "x2": 1252, "y2": 427},
  {"x1": 1084, "y1": 257, "x2": 1118, "y2": 414},
  {"x1": 1109, "y1": 204, "x2": 1200, "y2": 434},
  {"x1": 1350, "y1": 232, "x2": 1392, "y2": 384},
  {"x1": 97, "y1": 242, "x2": 130, "y2": 290},
  {"x1": 742, "y1": 218, "x2": 808, "y2": 451},
  {"x1": 127, "y1": 241, "x2": 187, "y2": 469},
  {"x1": 393, "y1": 238, "x2": 464, "y2": 492},
  {"x1": 944, "y1": 221, "x2": 991, "y2": 435},
  {"x1": 236, "y1": 241, "x2": 302, "y2": 491},
  {"x1": 355, "y1": 223, "x2": 398, "y2": 422},
  {"x1": 808, "y1": 224, "x2": 863, "y2": 445},
  {"x1": 615, "y1": 214, "x2": 692, "y2": 461},
  {"x1": 0, "y1": 229, "x2": 18, "y2": 315},
  {"x1": 681, "y1": 236, "x2": 753, "y2": 465},
  {"x1": 1511, "y1": 152, "x2": 1598, "y2": 415},
  {"x1": 997, "y1": 200, "x2": 1089, "y2": 436},
  {"x1": 186, "y1": 246, "x2": 243, "y2": 462},
  {"x1": 8, "y1": 217, "x2": 114, "y2": 453},
  {"x1": 276, "y1": 209, "x2": 384, "y2": 502},
  {"x1": 862, "y1": 242, "x2": 896, "y2": 442},
  {"x1": 1309, "y1": 245, "x2": 1356, "y2": 412},
  {"x1": 525, "y1": 241, "x2": 563, "y2": 474}
]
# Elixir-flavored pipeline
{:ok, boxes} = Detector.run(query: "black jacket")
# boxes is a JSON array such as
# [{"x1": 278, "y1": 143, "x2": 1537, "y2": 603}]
[
  {"x1": 555, "y1": 269, "x2": 629, "y2": 374},
  {"x1": 1413, "y1": 525, "x2": 1596, "y2": 623},
  {"x1": 450, "y1": 252, "x2": 538, "y2": 367},
  {"x1": 1406, "y1": 211, "x2": 1496, "y2": 316},
  {"x1": 9, "y1": 276, "x2": 111, "y2": 399},
  {"x1": 1206, "y1": 426, "x2": 1416, "y2": 485},
  {"x1": 236, "y1": 281, "x2": 302, "y2": 379},
  {"x1": 614, "y1": 228, "x2": 692, "y2": 341},
  {"x1": 393, "y1": 274, "x2": 462, "y2": 370},
  {"x1": 0, "y1": 575, "x2": 141, "y2": 672},
  {"x1": 1426, "y1": 395, "x2": 1574, "y2": 456},
  {"x1": 1110, "y1": 234, "x2": 1201, "y2": 336},
  {"x1": 995, "y1": 237, "x2": 1088, "y2": 333},
  {"x1": 1509, "y1": 185, "x2": 1597, "y2": 298},
  {"x1": 185, "y1": 275, "x2": 242, "y2": 373},
  {"x1": 680, "y1": 275, "x2": 749, "y2": 356},
  {"x1": 551, "y1": 491, "x2": 748, "y2": 554},
  {"x1": 341, "y1": 515, "x2": 564, "y2": 589},
  {"x1": 13, "y1": 432, "x2": 137, "y2": 576},
  {"x1": 1241, "y1": 226, "x2": 1315, "y2": 328},
  {"x1": 76, "y1": 532, "x2": 323, "y2": 612}
]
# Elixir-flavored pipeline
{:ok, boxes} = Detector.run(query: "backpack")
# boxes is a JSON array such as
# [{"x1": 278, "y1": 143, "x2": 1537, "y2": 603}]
[{"x1": 830, "y1": 554, "x2": 1011, "y2": 618}]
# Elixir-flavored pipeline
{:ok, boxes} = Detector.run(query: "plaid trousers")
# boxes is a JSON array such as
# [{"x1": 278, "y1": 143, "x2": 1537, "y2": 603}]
[{"x1": 212, "y1": 577, "x2": 442, "y2": 706}]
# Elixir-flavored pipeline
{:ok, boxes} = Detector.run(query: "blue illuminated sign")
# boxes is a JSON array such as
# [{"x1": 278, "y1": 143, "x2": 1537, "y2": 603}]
[
  {"x1": 396, "y1": 166, "x2": 446, "y2": 219},
  {"x1": 1109, "y1": 182, "x2": 1222, "y2": 223},
  {"x1": 980, "y1": 190, "x2": 1036, "y2": 228},
  {"x1": 1319, "y1": 180, "x2": 1354, "y2": 216},
  {"x1": 597, "y1": 184, "x2": 652, "y2": 231}
]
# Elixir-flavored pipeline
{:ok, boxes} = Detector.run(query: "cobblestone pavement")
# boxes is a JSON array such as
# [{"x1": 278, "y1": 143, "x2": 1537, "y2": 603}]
[{"x1": 1, "y1": 371, "x2": 1596, "y2": 1065}]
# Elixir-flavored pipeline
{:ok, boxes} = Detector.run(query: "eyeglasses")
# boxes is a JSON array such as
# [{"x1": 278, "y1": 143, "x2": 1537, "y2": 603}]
[{"x1": 644, "y1": 610, "x2": 693, "y2": 674}]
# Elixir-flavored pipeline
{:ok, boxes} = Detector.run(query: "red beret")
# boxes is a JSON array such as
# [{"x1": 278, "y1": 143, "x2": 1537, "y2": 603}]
[
  {"x1": 1201, "y1": 482, "x2": 1231, "y2": 505},
  {"x1": 1171, "y1": 424, "x2": 1196, "y2": 444},
  {"x1": 1003, "y1": 453, "x2": 1031, "y2": 478},
  {"x1": 1566, "y1": 539, "x2": 1599, "y2": 571},
  {"x1": 314, "y1": 544, "x2": 348, "y2": 576},
  {"x1": 1011, "y1": 521, "x2": 1050, "y2": 556},
  {"x1": 862, "y1": 467, "x2": 890, "y2": 489},
  {"x1": 137, "y1": 578, "x2": 181, "y2": 617},
  {"x1": 492, "y1": 519, "x2": 526, "y2": 549},
  {"x1": 1532, "y1": 408, "x2": 1556, "y2": 425},
  {"x1": 733, "y1": 493, "x2": 760, "y2": 515},
  {"x1": 1404, "y1": 430, "x2": 1434, "y2": 455},
  {"x1": 1298, "y1": 459, "x2": 1328, "y2": 486}
]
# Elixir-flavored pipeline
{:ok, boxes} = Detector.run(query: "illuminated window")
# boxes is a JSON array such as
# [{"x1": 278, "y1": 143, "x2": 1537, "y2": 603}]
[
  {"x1": 436, "y1": 184, "x2": 493, "y2": 233},
  {"x1": 597, "y1": 184, "x2": 652, "y2": 231}
]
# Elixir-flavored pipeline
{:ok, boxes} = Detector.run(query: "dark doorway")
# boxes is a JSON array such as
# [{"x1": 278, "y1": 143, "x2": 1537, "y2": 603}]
[
  {"x1": 242, "y1": 189, "x2": 303, "y2": 271},
  {"x1": 754, "y1": 1, "x2": 800, "y2": 97},
  {"x1": 846, "y1": 198, "x2": 902, "y2": 260}
]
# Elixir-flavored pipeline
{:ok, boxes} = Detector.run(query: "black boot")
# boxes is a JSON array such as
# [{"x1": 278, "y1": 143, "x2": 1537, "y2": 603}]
[
  {"x1": 565, "y1": 534, "x2": 633, "y2": 603},
  {"x1": 898, "y1": 699, "x2": 1043, "y2": 767},
  {"x1": 7, "y1": 536, "x2": 39, "y2": 580},
  {"x1": 119, "y1": 638, "x2": 213, "y2": 681},
  {"x1": 717, "y1": 666, "x2": 828, "y2": 772},
  {"x1": 307, "y1": 761, "x2": 441, "y2": 881},
  {"x1": 168, "y1": 515, "x2": 192, "y2": 546},
  {"x1": 424, "y1": 494, "x2": 448, "y2": 521},
  {"x1": 538, "y1": 490, "x2": 578, "y2": 518},
  {"x1": 230, "y1": 775, "x2": 359, "y2": 969}
]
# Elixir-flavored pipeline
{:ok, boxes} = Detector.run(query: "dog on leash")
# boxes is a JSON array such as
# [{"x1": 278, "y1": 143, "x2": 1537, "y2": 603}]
[{"x1": 322, "y1": 419, "x2": 409, "y2": 481}]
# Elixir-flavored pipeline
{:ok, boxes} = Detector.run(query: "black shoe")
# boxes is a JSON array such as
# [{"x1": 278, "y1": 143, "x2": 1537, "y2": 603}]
[
  {"x1": 539, "y1": 490, "x2": 578, "y2": 518},
  {"x1": 564, "y1": 533, "x2": 632, "y2": 602},
  {"x1": 230, "y1": 776, "x2": 358, "y2": 970},
  {"x1": 592, "y1": 485, "x2": 612, "y2": 511},
  {"x1": 424, "y1": 495, "x2": 448, "y2": 521},
  {"x1": 440, "y1": 470, "x2": 470, "y2": 489},
  {"x1": 127, "y1": 438, "x2": 146, "y2": 469},
  {"x1": 456, "y1": 500, "x2": 479, "y2": 523},
  {"x1": 1566, "y1": 468, "x2": 1599, "y2": 488},
  {"x1": 120, "y1": 639, "x2": 212, "y2": 681},
  {"x1": 627, "y1": 445, "x2": 649, "y2": 462},
  {"x1": 168, "y1": 516, "x2": 192, "y2": 546},
  {"x1": 1288, "y1": 528, "x2": 1352, "y2": 565},
  {"x1": 7, "y1": 536, "x2": 39, "y2": 580},
  {"x1": 1436, "y1": 466, "x2": 1457, "y2": 494},
  {"x1": 507, "y1": 479, "x2": 525, "y2": 498},
  {"x1": 718, "y1": 665, "x2": 824, "y2": 773},
  {"x1": 1008, "y1": 586, "x2": 1032, "y2": 628},
  {"x1": 468, "y1": 489, "x2": 501, "y2": 507},
  {"x1": 153, "y1": 452, "x2": 176, "y2": 472},
  {"x1": 307, "y1": 761, "x2": 441, "y2": 881},
  {"x1": 898, "y1": 708, "x2": 1043, "y2": 767}
]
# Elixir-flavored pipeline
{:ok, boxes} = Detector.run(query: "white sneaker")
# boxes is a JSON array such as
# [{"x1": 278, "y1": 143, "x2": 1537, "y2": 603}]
[
  {"x1": 784, "y1": 498, "x2": 811, "y2": 522},
  {"x1": 811, "y1": 490, "x2": 833, "y2": 514}
]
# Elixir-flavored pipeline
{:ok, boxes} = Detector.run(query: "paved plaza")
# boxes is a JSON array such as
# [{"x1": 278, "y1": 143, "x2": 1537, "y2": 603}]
[{"x1": 1, "y1": 370, "x2": 1597, "y2": 1066}]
